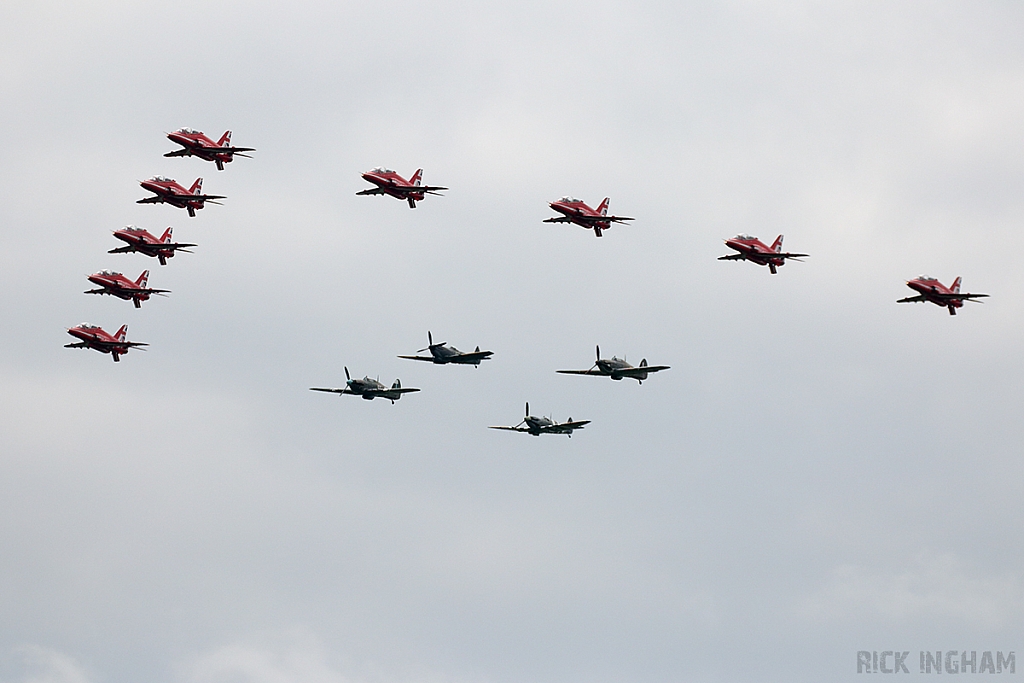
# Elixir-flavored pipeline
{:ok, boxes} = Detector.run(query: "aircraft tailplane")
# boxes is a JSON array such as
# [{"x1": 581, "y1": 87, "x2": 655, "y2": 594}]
[
  {"x1": 771, "y1": 235, "x2": 784, "y2": 252},
  {"x1": 160, "y1": 227, "x2": 173, "y2": 243},
  {"x1": 951, "y1": 276, "x2": 962, "y2": 293},
  {"x1": 597, "y1": 197, "x2": 610, "y2": 216},
  {"x1": 410, "y1": 169, "x2": 423, "y2": 186},
  {"x1": 189, "y1": 178, "x2": 203, "y2": 194},
  {"x1": 135, "y1": 270, "x2": 150, "y2": 287},
  {"x1": 115, "y1": 325, "x2": 128, "y2": 342},
  {"x1": 217, "y1": 130, "x2": 232, "y2": 147}
]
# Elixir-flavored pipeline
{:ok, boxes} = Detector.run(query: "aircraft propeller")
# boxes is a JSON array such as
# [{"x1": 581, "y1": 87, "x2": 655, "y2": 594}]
[
  {"x1": 417, "y1": 330, "x2": 446, "y2": 352},
  {"x1": 344, "y1": 366, "x2": 351, "y2": 381}
]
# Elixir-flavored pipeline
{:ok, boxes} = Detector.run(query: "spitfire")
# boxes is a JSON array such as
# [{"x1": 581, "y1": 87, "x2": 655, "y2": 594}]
[
  {"x1": 108, "y1": 226, "x2": 195, "y2": 266},
  {"x1": 164, "y1": 128, "x2": 254, "y2": 171},
  {"x1": 398, "y1": 331, "x2": 493, "y2": 366},
  {"x1": 897, "y1": 276, "x2": 988, "y2": 315},
  {"x1": 544, "y1": 196, "x2": 634, "y2": 237},
  {"x1": 357, "y1": 168, "x2": 447, "y2": 208},
  {"x1": 557, "y1": 346, "x2": 670, "y2": 384},
  {"x1": 718, "y1": 234, "x2": 808, "y2": 274},
  {"x1": 84, "y1": 269, "x2": 169, "y2": 308},
  {"x1": 310, "y1": 367, "x2": 420, "y2": 404},
  {"x1": 489, "y1": 403, "x2": 590, "y2": 438},
  {"x1": 137, "y1": 177, "x2": 226, "y2": 217},
  {"x1": 65, "y1": 324, "x2": 147, "y2": 362}
]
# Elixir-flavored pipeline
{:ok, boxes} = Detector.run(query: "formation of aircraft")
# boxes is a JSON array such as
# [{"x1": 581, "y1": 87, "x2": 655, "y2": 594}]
[
  {"x1": 137, "y1": 177, "x2": 225, "y2": 217},
  {"x1": 897, "y1": 276, "x2": 989, "y2": 315},
  {"x1": 164, "y1": 128, "x2": 254, "y2": 171},
  {"x1": 557, "y1": 346, "x2": 670, "y2": 384},
  {"x1": 544, "y1": 196, "x2": 634, "y2": 237},
  {"x1": 398, "y1": 331, "x2": 493, "y2": 366},
  {"x1": 718, "y1": 234, "x2": 808, "y2": 274},
  {"x1": 489, "y1": 403, "x2": 590, "y2": 438},
  {"x1": 357, "y1": 168, "x2": 447, "y2": 208},
  {"x1": 309, "y1": 367, "x2": 420, "y2": 403},
  {"x1": 108, "y1": 226, "x2": 195, "y2": 265},
  {"x1": 65, "y1": 323, "x2": 147, "y2": 362},
  {"x1": 84, "y1": 269, "x2": 169, "y2": 308}
]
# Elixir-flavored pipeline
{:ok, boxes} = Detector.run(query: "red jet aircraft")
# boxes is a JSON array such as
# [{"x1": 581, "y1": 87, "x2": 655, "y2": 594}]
[
  {"x1": 164, "y1": 128, "x2": 254, "y2": 171},
  {"x1": 897, "y1": 276, "x2": 989, "y2": 315},
  {"x1": 65, "y1": 323, "x2": 147, "y2": 362},
  {"x1": 718, "y1": 234, "x2": 808, "y2": 274},
  {"x1": 357, "y1": 168, "x2": 447, "y2": 208},
  {"x1": 544, "y1": 197, "x2": 634, "y2": 237},
  {"x1": 85, "y1": 269, "x2": 169, "y2": 308},
  {"x1": 109, "y1": 226, "x2": 195, "y2": 265},
  {"x1": 138, "y1": 177, "x2": 225, "y2": 217}
]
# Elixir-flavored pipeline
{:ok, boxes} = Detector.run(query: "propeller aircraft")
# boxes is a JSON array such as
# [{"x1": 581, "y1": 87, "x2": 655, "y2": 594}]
[
  {"x1": 718, "y1": 234, "x2": 807, "y2": 274},
  {"x1": 398, "y1": 331, "x2": 493, "y2": 366},
  {"x1": 138, "y1": 177, "x2": 225, "y2": 217},
  {"x1": 544, "y1": 196, "x2": 633, "y2": 237},
  {"x1": 489, "y1": 403, "x2": 590, "y2": 438},
  {"x1": 310, "y1": 367, "x2": 420, "y2": 403},
  {"x1": 164, "y1": 128, "x2": 254, "y2": 171},
  {"x1": 84, "y1": 269, "x2": 169, "y2": 308},
  {"x1": 557, "y1": 345, "x2": 669, "y2": 384},
  {"x1": 65, "y1": 323, "x2": 147, "y2": 362},
  {"x1": 897, "y1": 276, "x2": 988, "y2": 315},
  {"x1": 108, "y1": 226, "x2": 195, "y2": 265},
  {"x1": 357, "y1": 168, "x2": 447, "y2": 208}
]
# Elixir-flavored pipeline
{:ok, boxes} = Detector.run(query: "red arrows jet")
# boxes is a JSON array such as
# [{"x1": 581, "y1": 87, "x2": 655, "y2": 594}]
[
  {"x1": 718, "y1": 234, "x2": 808, "y2": 274},
  {"x1": 897, "y1": 275, "x2": 989, "y2": 315},
  {"x1": 65, "y1": 323, "x2": 147, "y2": 362},
  {"x1": 109, "y1": 226, "x2": 195, "y2": 265},
  {"x1": 138, "y1": 177, "x2": 225, "y2": 217},
  {"x1": 544, "y1": 197, "x2": 634, "y2": 237},
  {"x1": 357, "y1": 168, "x2": 447, "y2": 208},
  {"x1": 164, "y1": 128, "x2": 254, "y2": 171},
  {"x1": 85, "y1": 269, "x2": 169, "y2": 308}
]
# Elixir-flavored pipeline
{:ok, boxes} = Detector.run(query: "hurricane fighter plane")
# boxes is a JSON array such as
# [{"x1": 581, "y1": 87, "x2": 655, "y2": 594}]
[
  {"x1": 108, "y1": 226, "x2": 195, "y2": 265},
  {"x1": 309, "y1": 367, "x2": 420, "y2": 403},
  {"x1": 138, "y1": 177, "x2": 225, "y2": 217},
  {"x1": 85, "y1": 269, "x2": 169, "y2": 308},
  {"x1": 357, "y1": 168, "x2": 447, "y2": 208},
  {"x1": 398, "y1": 331, "x2": 493, "y2": 366},
  {"x1": 718, "y1": 234, "x2": 807, "y2": 274},
  {"x1": 489, "y1": 403, "x2": 590, "y2": 438},
  {"x1": 164, "y1": 128, "x2": 254, "y2": 170},
  {"x1": 544, "y1": 196, "x2": 634, "y2": 237},
  {"x1": 897, "y1": 276, "x2": 989, "y2": 315},
  {"x1": 65, "y1": 323, "x2": 147, "y2": 362},
  {"x1": 557, "y1": 345, "x2": 669, "y2": 384}
]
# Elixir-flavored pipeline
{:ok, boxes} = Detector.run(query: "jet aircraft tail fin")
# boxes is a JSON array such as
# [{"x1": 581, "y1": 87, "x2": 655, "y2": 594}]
[
  {"x1": 217, "y1": 130, "x2": 232, "y2": 147},
  {"x1": 597, "y1": 197, "x2": 610, "y2": 216},
  {"x1": 410, "y1": 169, "x2": 423, "y2": 186},
  {"x1": 159, "y1": 227, "x2": 173, "y2": 243},
  {"x1": 771, "y1": 235, "x2": 784, "y2": 252},
  {"x1": 115, "y1": 325, "x2": 128, "y2": 342},
  {"x1": 952, "y1": 276, "x2": 962, "y2": 293},
  {"x1": 189, "y1": 178, "x2": 203, "y2": 195},
  {"x1": 135, "y1": 270, "x2": 150, "y2": 287}
]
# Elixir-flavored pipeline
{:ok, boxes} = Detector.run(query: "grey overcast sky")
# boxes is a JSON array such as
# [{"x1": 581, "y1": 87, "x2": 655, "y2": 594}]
[{"x1": 2, "y1": 2, "x2": 1024, "y2": 682}]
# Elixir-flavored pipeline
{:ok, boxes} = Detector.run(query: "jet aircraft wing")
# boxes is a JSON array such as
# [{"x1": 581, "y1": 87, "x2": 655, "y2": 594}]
[
  {"x1": 108, "y1": 242, "x2": 196, "y2": 254},
  {"x1": 896, "y1": 295, "x2": 928, "y2": 303},
  {"x1": 356, "y1": 188, "x2": 388, "y2": 195}
]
